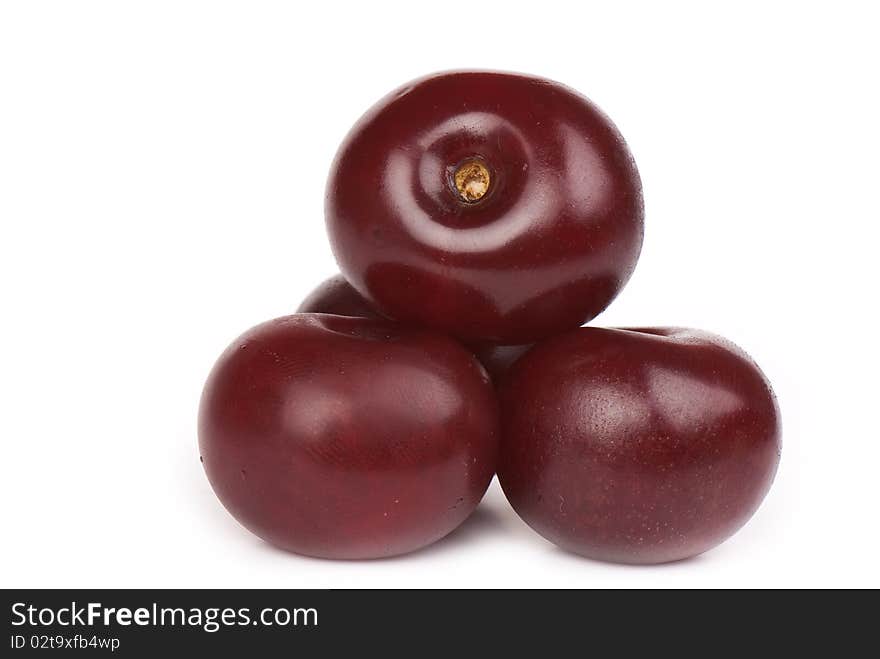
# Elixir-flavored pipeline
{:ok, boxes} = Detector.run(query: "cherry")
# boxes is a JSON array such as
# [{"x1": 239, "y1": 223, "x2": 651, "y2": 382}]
[
  {"x1": 298, "y1": 274, "x2": 532, "y2": 381},
  {"x1": 296, "y1": 274, "x2": 384, "y2": 320},
  {"x1": 497, "y1": 327, "x2": 781, "y2": 564},
  {"x1": 199, "y1": 313, "x2": 499, "y2": 559},
  {"x1": 470, "y1": 343, "x2": 532, "y2": 383},
  {"x1": 325, "y1": 70, "x2": 644, "y2": 344}
]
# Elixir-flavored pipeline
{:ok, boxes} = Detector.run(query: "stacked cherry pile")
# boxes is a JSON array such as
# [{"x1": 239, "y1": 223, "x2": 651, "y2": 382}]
[{"x1": 199, "y1": 71, "x2": 781, "y2": 564}]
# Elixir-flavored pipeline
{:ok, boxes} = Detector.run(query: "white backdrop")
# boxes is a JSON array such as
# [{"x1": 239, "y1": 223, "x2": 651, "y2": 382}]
[{"x1": 2, "y1": 1, "x2": 878, "y2": 588}]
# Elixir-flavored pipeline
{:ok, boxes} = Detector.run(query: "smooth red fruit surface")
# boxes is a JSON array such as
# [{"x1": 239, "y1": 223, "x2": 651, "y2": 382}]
[
  {"x1": 199, "y1": 313, "x2": 499, "y2": 559},
  {"x1": 296, "y1": 274, "x2": 384, "y2": 320},
  {"x1": 326, "y1": 70, "x2": 644, "y2": 344},
  {"x1": 471, "y1": 343, "x2": 533, "y2": 382},
  {"x1": 298, "y1": 275, "x2": 532, "y2": 380},
  {"x1": 498, "y1": 327, "x2": 781, "y2": 564}
]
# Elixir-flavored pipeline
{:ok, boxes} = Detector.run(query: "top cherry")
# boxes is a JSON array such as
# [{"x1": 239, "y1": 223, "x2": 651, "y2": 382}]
[{"x1": 325, "y1": 70, "x2": 644, "y2": 344}]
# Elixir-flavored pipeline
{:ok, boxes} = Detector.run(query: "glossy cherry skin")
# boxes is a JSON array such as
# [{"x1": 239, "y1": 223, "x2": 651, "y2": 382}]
[
  {"x1": 296, "y1": 274, "x2": 385, "y2": 320},
  {"x1": 470, "y1": 343, "x2": 533, "y2": 383},
  {"x1": 297, "y1": 274, "x2": 532, "y2": 381},
  {"x1": 498, "y1": 327, "x2": 781, "y2": 564},
  {"x1": 198, "y1": 313, "x2": 499, "y2": 559},
  {"x1": 326, "y1": 70, "x2": 644, "y2": 344}
]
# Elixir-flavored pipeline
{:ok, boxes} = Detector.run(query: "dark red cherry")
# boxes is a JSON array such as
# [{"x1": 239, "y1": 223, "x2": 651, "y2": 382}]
[
  {"x1": 325, "y1": 70, "x2": 644, "y2": 344},
  {"x1": 470, "y1": 343, "x2": 533, "y2": 382},
  {"x1": 298, "y1": 275, "x2": 532, "y2": 381},
  {"x1": 199, "y1": 313, "x2": 499, "y2": 559},
  {"x1": 296, "y1": 274, "x2": 384, "y2": 320},
  {"x1": 498, "y1": 327, "x2": 781, "y2": 564}
]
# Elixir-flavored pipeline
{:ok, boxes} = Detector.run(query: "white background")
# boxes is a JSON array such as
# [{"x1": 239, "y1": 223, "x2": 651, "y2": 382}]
[{"x1": 2, "y1": 1, "x2": 878, "y2": 589}]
